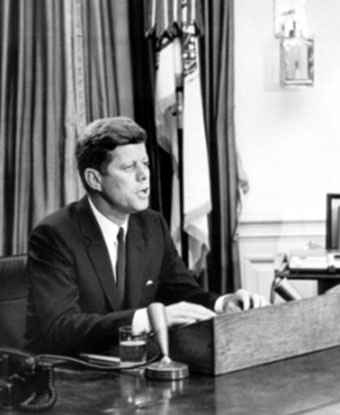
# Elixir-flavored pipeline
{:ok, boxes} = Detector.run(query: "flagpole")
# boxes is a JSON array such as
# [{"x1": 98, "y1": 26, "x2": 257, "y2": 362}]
[{"x1": 175, "y1": 86, "x2": 188, "y2": 265}]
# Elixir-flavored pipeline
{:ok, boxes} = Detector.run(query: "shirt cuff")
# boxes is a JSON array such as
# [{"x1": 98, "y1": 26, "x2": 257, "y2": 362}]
[
  {"x1": 214, "y1": 294, "x2": 232, "y2": 313},
  {"x1": 132, "y1": 308, "x2": 152, "y2": 334}
]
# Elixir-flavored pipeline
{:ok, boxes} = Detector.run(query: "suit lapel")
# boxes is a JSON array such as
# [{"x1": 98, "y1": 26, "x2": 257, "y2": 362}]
[
  {"x1": 77, "y1": 197, "x2": 121, "y2": 310},
  {"x1": 125, "y1": 215, "x2": 146, "y2": 309}
]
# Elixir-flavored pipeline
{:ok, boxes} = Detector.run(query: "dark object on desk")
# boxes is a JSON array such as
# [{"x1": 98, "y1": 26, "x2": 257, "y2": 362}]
[
  {"x1": 0, "y1": 347, "x2": 57, "y2": 412},
  {"x1": 0, "y1": 255, "x2": 28, "y2": 349},
  {"x1": 145, "y1": 303, "x2": 189, "y2": 380}
]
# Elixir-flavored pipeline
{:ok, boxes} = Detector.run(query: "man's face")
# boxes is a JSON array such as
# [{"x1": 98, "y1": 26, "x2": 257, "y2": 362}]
[{"x1": 97, "y1": 143, "x2": 150, "y2": 221}]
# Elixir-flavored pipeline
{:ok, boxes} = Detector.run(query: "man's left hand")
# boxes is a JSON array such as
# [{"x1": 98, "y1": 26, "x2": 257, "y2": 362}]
[{"x1": 222, "y1": 289, "x2": 268, "y2": 313}]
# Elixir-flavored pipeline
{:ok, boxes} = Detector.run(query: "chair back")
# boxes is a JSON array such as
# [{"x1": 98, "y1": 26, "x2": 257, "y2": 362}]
[{"x1": 0, "y1": 254, "x2": 28, "y2": 349}]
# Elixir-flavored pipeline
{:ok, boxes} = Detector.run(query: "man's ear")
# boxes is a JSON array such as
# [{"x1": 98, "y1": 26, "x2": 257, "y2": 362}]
[{"x1": 84, "y1": 168, "x2": 102, "y2": 192}]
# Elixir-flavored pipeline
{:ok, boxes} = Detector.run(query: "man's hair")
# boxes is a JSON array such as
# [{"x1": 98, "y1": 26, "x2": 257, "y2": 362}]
[{"x1": 75, "y1": 116, "x2": 147, "y2": 191}]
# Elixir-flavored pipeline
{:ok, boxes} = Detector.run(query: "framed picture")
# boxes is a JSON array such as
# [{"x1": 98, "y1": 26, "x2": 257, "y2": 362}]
[
  {"x1": 280, "y1": 37, "x2": 314, "y2": 87},
  {"x1": 326, "y1": 194, "x2": 340, "y2": 250}
]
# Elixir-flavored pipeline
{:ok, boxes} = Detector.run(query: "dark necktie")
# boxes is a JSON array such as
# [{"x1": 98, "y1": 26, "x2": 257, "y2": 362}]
[{"x1": 116, "y1": 227, "x2": 126, "y2": 302}]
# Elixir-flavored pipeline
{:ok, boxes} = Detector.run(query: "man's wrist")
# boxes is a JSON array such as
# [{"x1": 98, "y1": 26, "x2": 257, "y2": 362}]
[{"x1": 132, "y1": 308, "x2": 152, "y2": 334}]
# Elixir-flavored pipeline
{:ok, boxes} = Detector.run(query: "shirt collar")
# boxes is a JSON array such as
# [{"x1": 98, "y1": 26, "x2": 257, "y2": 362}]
[{"x1": 88, "y1": 196, "x2": 128, "y2": 241}]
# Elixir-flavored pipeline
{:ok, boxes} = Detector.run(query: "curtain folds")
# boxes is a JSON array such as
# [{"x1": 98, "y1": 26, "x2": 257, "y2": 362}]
[
  {"x1": 0, "y1": 0, "x2": 136, "y2": 255},
  {"x1": 202, "y1": 0, "x2": 241, "y2": 294}
]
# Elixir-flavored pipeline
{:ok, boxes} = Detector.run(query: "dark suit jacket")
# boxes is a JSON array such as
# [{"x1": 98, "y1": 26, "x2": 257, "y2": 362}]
[{"x1": 25, "y1": 197, "x2": 218, "y2": 355}]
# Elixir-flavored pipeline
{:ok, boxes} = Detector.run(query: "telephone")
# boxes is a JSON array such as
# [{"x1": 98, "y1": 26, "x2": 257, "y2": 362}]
[
  {"x1": 0, "y1": 328, "x2": 165, "y2": 411},
  {"x1": 0, "y1": 348, "x2": 57, "y2": 412},
  {"x1": 0, "y1": 346, "x2": 162, "y2": 412}
]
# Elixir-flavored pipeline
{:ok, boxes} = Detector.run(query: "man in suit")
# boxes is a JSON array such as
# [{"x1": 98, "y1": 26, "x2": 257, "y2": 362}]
[{"x1": 25, "y1": 116, "x2": 267, "y2": 355}]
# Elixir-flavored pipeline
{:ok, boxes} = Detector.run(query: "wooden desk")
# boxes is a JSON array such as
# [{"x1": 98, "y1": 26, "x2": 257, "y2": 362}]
[{"x1": 10, "y1": 346, "x2": 340, "y2": 415}]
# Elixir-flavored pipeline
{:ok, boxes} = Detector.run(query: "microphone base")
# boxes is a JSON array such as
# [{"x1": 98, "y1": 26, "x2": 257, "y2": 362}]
[{"x1": 144, "y1": 360, "x2": 189, "y2": 380}]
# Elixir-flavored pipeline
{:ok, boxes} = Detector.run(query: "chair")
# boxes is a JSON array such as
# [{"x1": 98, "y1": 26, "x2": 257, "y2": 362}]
[{"x1": 0, "y1": 254, "x2": 28, "y2": 349}]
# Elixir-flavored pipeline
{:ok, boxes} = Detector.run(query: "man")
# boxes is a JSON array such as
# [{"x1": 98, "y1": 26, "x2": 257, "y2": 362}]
[{"x1": 25, "y1": 116, "x2": 267, "y2": 355}]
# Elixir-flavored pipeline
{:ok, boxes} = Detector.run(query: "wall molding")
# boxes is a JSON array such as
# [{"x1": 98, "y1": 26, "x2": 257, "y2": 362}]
[
  {"x1": 237, "y1": 219, "x2": 322, "y2": 299},
  {"x1": 237, "y1": 219, "x2": 325, "y2": 243}
]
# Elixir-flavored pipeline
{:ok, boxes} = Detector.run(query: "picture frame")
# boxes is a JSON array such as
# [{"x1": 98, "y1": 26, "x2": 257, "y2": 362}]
[
  {"x1": 326, "y1": 194, "x2": 340, "y2": 250},
  {"x1": 280, "y1": 37, "x2": 314, "y2": 87}
]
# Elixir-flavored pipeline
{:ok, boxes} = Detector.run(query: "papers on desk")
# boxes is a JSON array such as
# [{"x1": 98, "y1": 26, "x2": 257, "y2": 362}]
[{"x1": 79, "y1": 353, "x2": 139, "y2": 369}]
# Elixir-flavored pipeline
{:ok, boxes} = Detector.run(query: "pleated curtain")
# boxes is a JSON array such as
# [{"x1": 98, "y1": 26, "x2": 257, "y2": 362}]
[
  {"x1": 202, "y1": 0, "x2": 241, "y2": 293},
  {"x1": 0, "y1": 0, "x2": 135, "y2": 255}
]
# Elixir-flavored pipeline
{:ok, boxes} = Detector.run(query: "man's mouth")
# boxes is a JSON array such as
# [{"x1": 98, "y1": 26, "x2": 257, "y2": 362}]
[{"x1": 137, "y1": 188, "x2": 149, "y2": 198}]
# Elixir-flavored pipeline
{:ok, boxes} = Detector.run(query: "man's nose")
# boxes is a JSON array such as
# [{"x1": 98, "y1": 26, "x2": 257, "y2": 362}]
[{"x1": 136, "y1": 163, "x2": 149, "y2": 181}]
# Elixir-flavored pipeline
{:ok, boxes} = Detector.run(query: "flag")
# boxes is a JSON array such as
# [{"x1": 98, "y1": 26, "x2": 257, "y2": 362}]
[
  {"x1": 155, "y1": 36, "x2": 183, "y2": 255},
  {"x1": 150, "y1": 0, "x2": 212, "y2": 273},
  {"x1": 182, "y1": 26, "x2": 211, "y2": 271}
]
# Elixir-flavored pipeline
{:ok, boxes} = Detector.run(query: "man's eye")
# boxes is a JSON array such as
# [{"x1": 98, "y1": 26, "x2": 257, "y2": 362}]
[
  {"x1": 143, "y1": 160, "x2": 150, "y2": 167},
  {"x1": 123, "y1": 164, "x2": 135, "y2": 171}
]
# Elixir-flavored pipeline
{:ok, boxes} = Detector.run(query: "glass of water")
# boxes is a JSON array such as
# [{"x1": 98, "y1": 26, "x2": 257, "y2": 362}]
[{"x1": 119, "y1": 326, "x2": 147, "y2": 364}]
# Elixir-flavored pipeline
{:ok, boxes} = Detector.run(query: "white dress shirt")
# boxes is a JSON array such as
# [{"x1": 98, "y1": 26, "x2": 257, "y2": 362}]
[
  {"x1": 88, "y1": 197, "x2": 149, "y2": 333},
  {"x1": 88, "y1": 197, "x2": 127, "y2": 281}
]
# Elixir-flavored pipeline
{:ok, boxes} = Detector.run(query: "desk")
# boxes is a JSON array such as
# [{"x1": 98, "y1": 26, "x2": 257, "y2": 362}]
[{"x1": 11, "y1": 347, "x2": 340, "y2": 415}]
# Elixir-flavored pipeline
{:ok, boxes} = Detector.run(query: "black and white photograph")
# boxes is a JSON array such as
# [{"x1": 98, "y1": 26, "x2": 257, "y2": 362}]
[{"x1": 0, "y1": 0, "x2": 340, "y2": 414}]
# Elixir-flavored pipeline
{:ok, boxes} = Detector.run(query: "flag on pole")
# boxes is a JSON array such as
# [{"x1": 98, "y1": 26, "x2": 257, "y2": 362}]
[
  {"x1": 154, "y1": 34, "x2": 183, "y2": 255},
  {"x1": 148, "y1": 0, "x2": 212, "y2": 273},
  {"x1": 182, "y1": 25, "x2": 211, "y2": 271}
]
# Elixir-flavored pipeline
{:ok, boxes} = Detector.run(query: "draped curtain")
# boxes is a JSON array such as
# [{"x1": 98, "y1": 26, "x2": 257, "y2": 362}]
[
  {"x1": 202, "y1": 0, "x2": 241, "y2": 294},
  {"x1": 0, "y1": 0, "x2": 139, "y2": 256}
]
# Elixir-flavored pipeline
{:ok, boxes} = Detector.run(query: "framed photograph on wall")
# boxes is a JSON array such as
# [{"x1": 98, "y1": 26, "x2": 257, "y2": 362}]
[{"x1": 280, "y1": 37, "x2": 314, "y2": 87}]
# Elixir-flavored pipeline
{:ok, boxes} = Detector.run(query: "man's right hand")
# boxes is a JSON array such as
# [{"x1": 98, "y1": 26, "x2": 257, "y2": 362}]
[{"x1": 165, "y1": 301, "x2": 216, "y2": 327}]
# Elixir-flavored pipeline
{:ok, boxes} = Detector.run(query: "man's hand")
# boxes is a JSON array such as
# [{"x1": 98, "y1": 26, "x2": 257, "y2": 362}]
[
  {"x1": 222, "y1": 289, "x2": 268, "y2": 314},
  {"x1": 165, "y1": 301, "x2": 216, "y2": 327}
]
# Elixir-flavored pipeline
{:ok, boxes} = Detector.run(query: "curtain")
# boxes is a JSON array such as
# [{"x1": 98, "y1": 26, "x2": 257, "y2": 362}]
[
  {"x1": 202, "y1": 0, "x2": 241, "y2": 294},
  {"x1": 0, "y1": 0, "x2": 137, "y2": 256}
]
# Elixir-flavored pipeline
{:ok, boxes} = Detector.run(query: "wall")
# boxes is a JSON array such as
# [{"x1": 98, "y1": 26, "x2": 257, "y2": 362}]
[{"x1": 235, "y1": 0, "x2": 340, "y2": 300}]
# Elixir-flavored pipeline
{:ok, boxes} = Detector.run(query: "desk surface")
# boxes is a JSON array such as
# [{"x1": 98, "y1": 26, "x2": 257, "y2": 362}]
[{"x1": 20, "y1": 346, "x2": 340, "y2": 415}]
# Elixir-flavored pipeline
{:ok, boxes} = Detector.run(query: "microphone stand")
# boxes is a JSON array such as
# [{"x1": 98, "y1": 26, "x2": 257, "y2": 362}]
[{"x1": 145, "y1": 303, "x2": 189, "y2": 380}]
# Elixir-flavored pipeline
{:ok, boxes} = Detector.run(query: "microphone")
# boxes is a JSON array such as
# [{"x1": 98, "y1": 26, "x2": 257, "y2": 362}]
[
  {"x1": 144, "y1": 303, "x2": 189, "y2": 380},
  {"x1": 271, "y1": 276, "x2": 303, "y2": 302}
]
